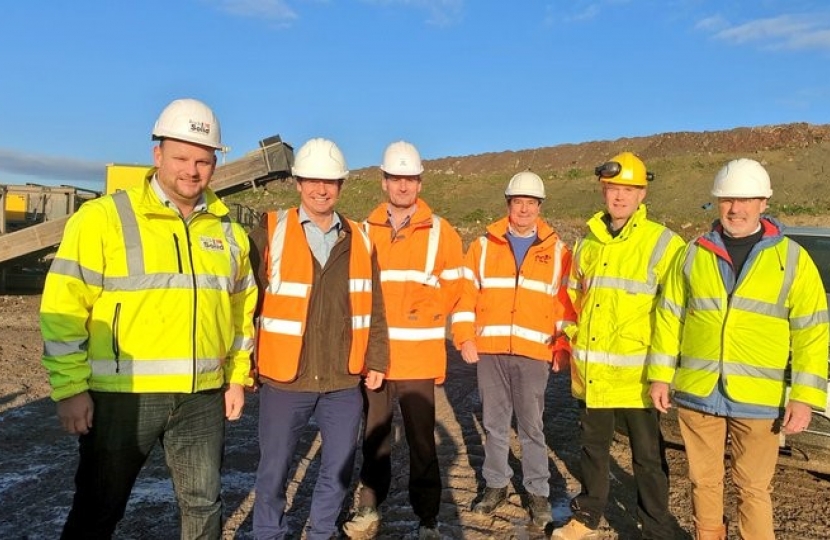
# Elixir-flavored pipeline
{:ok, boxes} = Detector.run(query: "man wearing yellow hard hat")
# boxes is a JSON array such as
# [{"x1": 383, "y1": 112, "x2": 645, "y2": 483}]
[{"x1": 552, "y1": 152, "x2": 683, "y2": 539}]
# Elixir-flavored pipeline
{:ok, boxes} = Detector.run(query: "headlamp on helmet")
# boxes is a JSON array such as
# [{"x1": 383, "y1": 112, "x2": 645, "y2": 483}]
[{"x1": 594, "y1": 152, "x2": 653, "y2": 186}]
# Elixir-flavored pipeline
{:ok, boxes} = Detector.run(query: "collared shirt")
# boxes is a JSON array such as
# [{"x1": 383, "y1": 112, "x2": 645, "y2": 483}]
[
  {"x1": 386, "y1": 203, "x2": 417, "y2": 234},
  {"x1": 150, "y1": 175, "x2": 207, "y2": 223},
  {"x1": 299, "y1": 206, "x2": 342, "y2": 266}
]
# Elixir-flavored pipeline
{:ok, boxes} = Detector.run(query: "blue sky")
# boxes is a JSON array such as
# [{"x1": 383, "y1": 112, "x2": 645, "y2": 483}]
[{"x1": 1, "y1": 0, "x2": 829, "y2": 191}]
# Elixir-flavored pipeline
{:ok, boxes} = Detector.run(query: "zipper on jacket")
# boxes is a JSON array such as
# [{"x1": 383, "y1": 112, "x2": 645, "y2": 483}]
[
  {"x1": 173, "y1": 233, "x2": 184, "y2": 273},
  {"x1": 182, "y1": 221, "x2": 199, "y2": 393},
  {"x1": 112, "y1": 302, "x2": 122, "y2": 373}
]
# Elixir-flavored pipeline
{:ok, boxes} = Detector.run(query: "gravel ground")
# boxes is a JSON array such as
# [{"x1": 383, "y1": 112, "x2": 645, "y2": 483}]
[{"x1": 1, "y1": 294, "x2": 829, "y2": 539}]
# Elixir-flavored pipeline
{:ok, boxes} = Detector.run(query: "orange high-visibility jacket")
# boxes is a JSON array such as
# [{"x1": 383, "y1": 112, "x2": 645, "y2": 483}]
[
  {"x1": 453, "y1": 217, "x2": 576, "y2": 361},
  {"x1": 256, "y1": 208, "x2": 374, "y2": 382},
  {"x1": 364, "y1": 199, "x2": 464, "y2": 383}
]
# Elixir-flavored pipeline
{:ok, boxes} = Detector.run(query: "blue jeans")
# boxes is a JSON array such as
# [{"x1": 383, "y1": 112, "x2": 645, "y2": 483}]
[
  {"x1": 477, "y1": 354, "x2": 551, "y2": 496},
  {"x1": 61, "y1": 390, "x2": 225, "y2": 540},
  {"x1": 254, "y1": 385, "x2": 362, "y2": 540}
]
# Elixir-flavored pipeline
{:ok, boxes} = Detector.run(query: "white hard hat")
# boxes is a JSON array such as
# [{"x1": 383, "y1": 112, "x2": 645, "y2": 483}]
[
  {"x1": 292, "y1": 138, "x2": 349, "y2": 180},
  {"x1": 711, "y1": 158, "x2": 773, "y2": 198},
  {"x1": 152, "y1": 98, "x2": 222, "y2": 149},
  {"x1": 381, "y1": 141, "x2": 424, "y2": 176},
  {"x1": 505, "y1": 171, "x2": 545, "y2": 200}
]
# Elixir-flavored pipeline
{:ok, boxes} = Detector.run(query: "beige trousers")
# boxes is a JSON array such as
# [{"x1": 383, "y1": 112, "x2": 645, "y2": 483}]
[{"x1": 678, "y1": 407, "x2": 779, "y2": 540}]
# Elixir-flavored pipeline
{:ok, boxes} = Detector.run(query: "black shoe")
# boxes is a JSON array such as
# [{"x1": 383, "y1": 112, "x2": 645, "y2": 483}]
[
  {"x1": 472, "y1": 486, "x2": 508, "y2": 515},
  {"x1": 526, "y1": 494, "x2": 552, "y2": 527}
]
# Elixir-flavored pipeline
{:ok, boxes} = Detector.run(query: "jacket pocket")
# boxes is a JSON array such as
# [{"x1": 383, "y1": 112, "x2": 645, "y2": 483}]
[
  {"x1": 112, "y1": 303, "x2": 122, "y2": 373},
  {"x1": 340, "y1": 316, "x2": 354, "y2": 374}
]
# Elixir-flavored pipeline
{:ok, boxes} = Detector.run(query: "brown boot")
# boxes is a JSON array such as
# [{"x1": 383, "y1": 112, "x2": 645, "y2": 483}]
[{"x1": 694, "y1": 518, "x2": 727, "y2": 540}]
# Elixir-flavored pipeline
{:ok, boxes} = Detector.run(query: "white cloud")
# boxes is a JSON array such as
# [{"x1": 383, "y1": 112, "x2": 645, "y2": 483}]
[
  {"x1": 210, "y1": 0, "x2": 463, "y2": 26},
  {"x1": 361, "y1": 0, "x2": 464, "y2": 26},
  {"x1": 548, "y1": 0, "x2": 633, "y2": 25},
  {"x1": 0, "y1": 148, "x2": 104, "y2": 183},
  {"x1": 210, "y1": 0, "x2": 298, "y2": 22},
  {"x1": 694, "y1": 15, "x2": 728, "y2": 33},
  {"x1": 701, "y1": 13, "x2": 830, "y2": 51},
  {"x1": 567, "y1": 4, "x2": 601, "y2": 22}
]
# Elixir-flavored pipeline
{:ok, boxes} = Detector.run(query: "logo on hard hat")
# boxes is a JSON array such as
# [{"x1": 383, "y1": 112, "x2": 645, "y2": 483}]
[{"x1": 189, "y1": 120, "x2": 212, "y2": 135}]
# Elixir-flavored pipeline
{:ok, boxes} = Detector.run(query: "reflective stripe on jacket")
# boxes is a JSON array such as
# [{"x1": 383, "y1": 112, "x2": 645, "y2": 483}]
[
  {"x1": 40, "y1": 177, "x2": 257, "y2": 401},
  {"x1": 256, "y1": 208, "x2": 374, "y2": 382},
  {"x1": 364, "y1": 199, "x2": 464, "y2": 383},
  {"x1": 452, "y1": 217, "x2": 576, "y2": 362},
  {"x1": 567, "y1": 205, "x2": 684, "y2": 408},
  {"x1": 648, "y1": 217, "x2": 829, "y2": 410}
]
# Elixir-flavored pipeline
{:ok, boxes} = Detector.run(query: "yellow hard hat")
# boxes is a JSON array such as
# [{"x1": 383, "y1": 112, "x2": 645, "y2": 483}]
[{"x1": 594, "y1": 152, "x2": 653, "y2": 186}]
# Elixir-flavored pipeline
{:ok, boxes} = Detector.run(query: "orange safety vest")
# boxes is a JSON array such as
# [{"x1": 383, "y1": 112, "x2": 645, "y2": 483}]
[
  {"x1": 453, "y1": 217, "x2": 576, "y2": 362},
  {"x1": 256, "y1": 208, "x2": 374, "y2": 382},
  {"x1": 363, "y1": 200, "x2": 464, "y2": 383}
]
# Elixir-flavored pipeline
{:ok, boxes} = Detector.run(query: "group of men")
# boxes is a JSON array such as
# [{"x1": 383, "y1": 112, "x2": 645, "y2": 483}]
[{"x1": 40, "y1": 97, "x2": 828, "y2": 540}]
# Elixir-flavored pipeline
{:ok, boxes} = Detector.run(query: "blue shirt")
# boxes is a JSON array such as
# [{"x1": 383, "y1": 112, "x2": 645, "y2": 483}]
[
  {"x1": 298, "y1": 207, "x2": 342, "y2": 267},
  {"x1": 507, "y1": 231, "x2": 536, "y2": 271}
]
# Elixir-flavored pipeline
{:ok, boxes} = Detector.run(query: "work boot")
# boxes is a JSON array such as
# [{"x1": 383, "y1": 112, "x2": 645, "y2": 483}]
[
  {"x1": 342, "y1": 506, "x2": 380, "y2": 539},
  {"x1": 418, "y1": 519, "x2": 441, "y2": 540},
  {"x1": 694, "y1": 518, "x2": 727, "y2": 540},
  {"x1": 472, "y1": 486, "x2": 508, "y2": 515},
  {"x1": 526, "y1": 494, "x2": 552, "y2": 527},
  {"x1": 550, "y1": 518, "x2": 599, "y2": 540}
]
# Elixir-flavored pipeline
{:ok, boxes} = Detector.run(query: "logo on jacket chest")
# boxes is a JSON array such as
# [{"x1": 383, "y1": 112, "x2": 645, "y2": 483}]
[
  {"x1": 535, "y1": 253, "x2": 551, "y2": 264},
  {"x1": 200, "y1": 236, "x2": 225, "y2": 252}
]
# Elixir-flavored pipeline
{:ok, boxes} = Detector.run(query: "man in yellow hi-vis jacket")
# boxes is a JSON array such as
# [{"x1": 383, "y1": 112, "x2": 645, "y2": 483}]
[
  {"x1": 552, "y1": 152, "x2": 683, "y2": 540},
  {"x1": 40, "y1": 98, "x2": 257, "y2": 539},
  {"x1": 649, "y1": 159, "x2": 829, "y2": 540}
]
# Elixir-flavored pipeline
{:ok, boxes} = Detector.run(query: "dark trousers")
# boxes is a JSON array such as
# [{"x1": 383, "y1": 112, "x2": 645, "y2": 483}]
[
  {"x1": 357, "y1": 379, "x2": 441, "y2": 523},
  {"x1": 61, "y1": 390, "x2": 225, "y2": 540},
  {"x1": 572, "y1": 405, "x2": 672, "y2": 539},
  {"x1": 254, "y1": 385, "x2": 362, "y2": 540}
]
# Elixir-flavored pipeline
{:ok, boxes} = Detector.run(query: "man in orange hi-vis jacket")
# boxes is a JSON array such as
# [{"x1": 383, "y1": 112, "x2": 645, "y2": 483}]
[
  {"x1": 452, "y1": 171, "x2": 576, "y2": 530},
  {"x1": 249, "y1": 138, "x2": 389, "y2": 540},
  {"x1": 343, "y1": 141, "x2": 464, "y2": 540}
]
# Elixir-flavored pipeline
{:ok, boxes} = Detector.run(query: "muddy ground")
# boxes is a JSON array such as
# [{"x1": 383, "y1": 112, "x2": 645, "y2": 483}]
[{"x1": 1, "y1": 294, "x2": 829, "y2": 539}]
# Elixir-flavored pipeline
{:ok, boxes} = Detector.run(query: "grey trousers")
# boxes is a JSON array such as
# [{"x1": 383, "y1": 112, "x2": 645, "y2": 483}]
[{"x1": 477, "y1": 354, "x2": 551, "y2": 496}]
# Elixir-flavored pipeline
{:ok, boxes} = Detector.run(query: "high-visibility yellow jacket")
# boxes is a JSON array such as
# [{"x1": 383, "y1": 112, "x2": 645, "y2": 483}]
[
  {"x1": 256, "y1": 208, "x2": 376, "y2": 382},
  {"x1": 648, "y1": 218, "x2": 829, "y2": 410},
  {"x1": 567, "y1": 205, "x2": 684, "y2": 408},
  {"x1": 364, "y1": 200, "x2": 464, "y2": 383},
  {"x1": 453, "y1": 217, "x2": 576, "y2": 362},
  {"x1": 40, "y1": 177, "x2": 257, "y2": 402}
]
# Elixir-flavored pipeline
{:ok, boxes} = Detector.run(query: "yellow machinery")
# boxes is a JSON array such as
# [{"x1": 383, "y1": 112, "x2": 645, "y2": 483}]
[
  {"x1": 4, "y1": 192, "x2": 27, "y2": 222},
  {"x1": 105, "y1": 163, "x2": 154, "y2": 195},
  {"x1": 0, "y1": 134, "x2": 293, "y2": 288}
]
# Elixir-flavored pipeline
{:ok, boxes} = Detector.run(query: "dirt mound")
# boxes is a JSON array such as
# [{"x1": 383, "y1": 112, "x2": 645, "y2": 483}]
[{"x1": 416, "y1": 122, "x2": 830, "y2": 177}]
